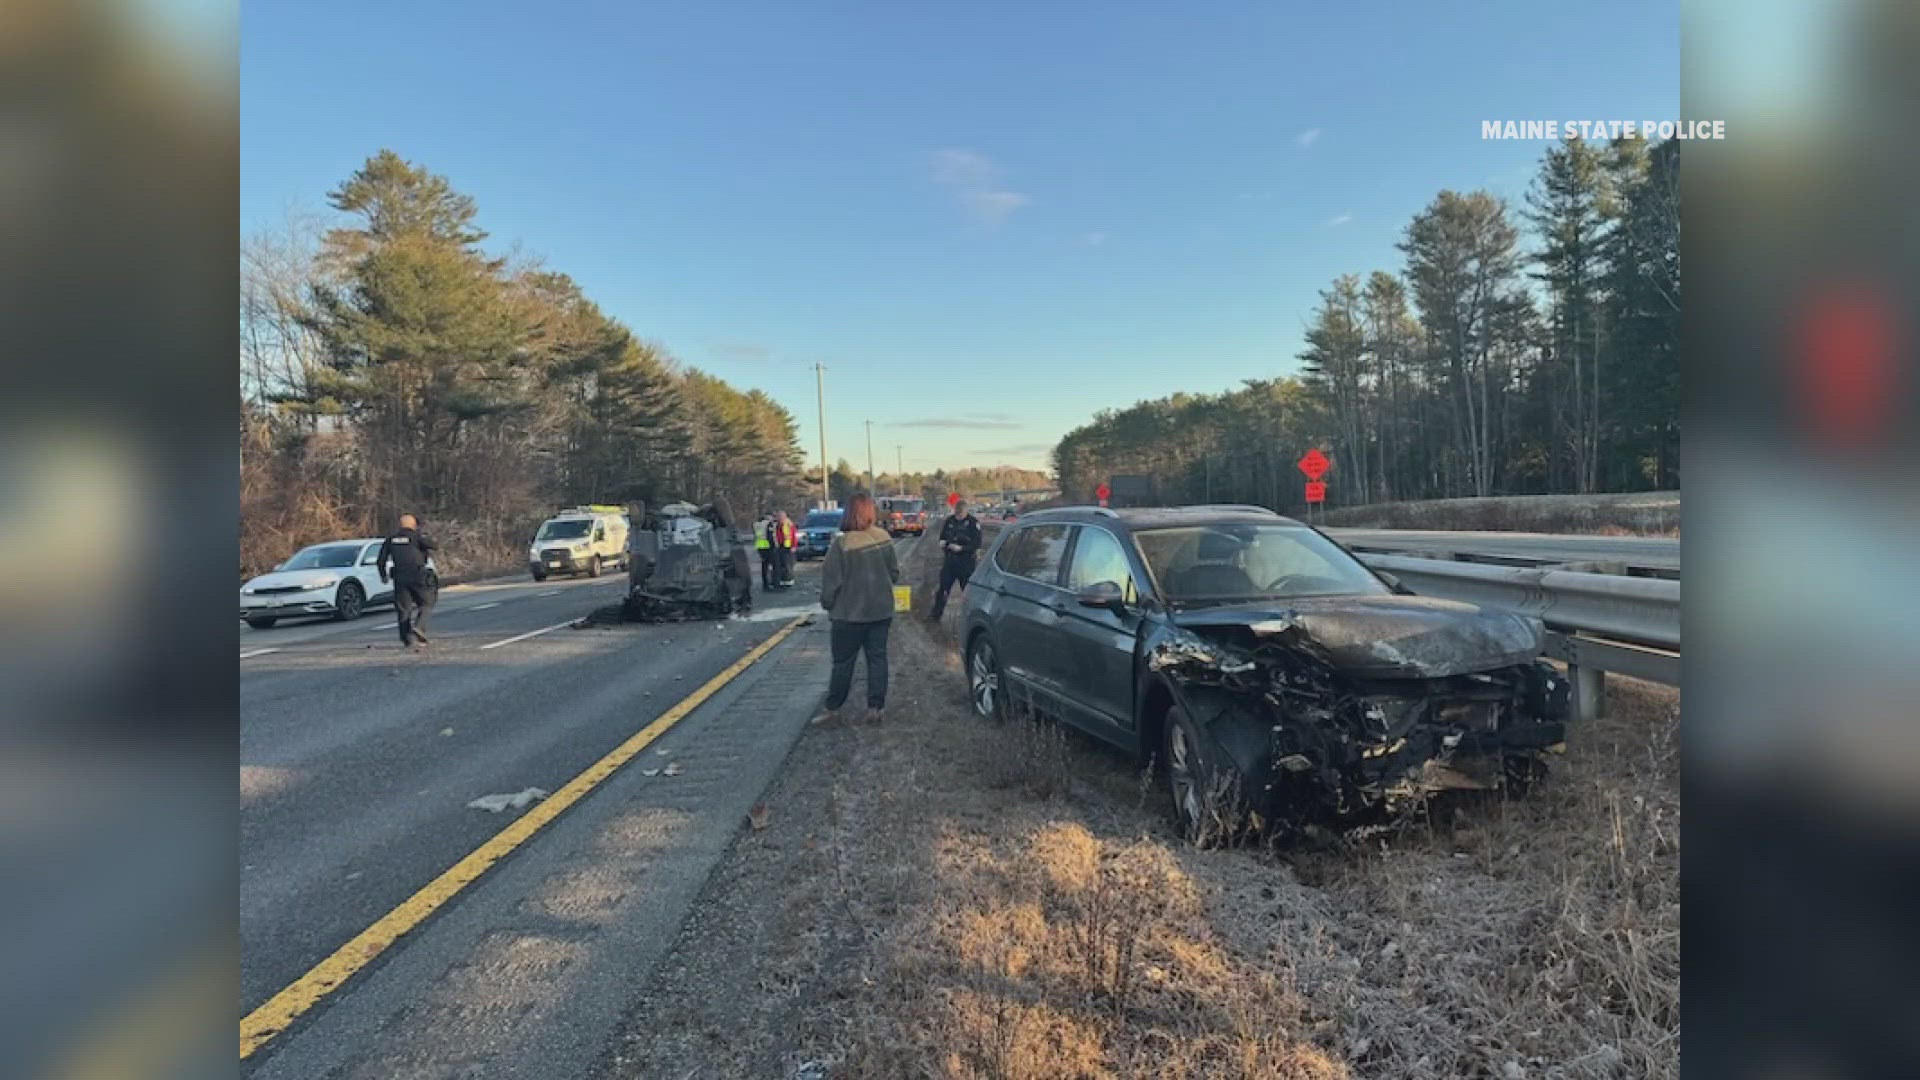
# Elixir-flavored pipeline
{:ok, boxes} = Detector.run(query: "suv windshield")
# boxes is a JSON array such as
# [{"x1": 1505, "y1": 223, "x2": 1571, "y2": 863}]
[
  {"x1": 889, "y1": 500, "x2": 924, "y2": 514},
  {"x1": 1132, "y1": 524, "x2": 1387, "y2": 603},
  {"x1": 280, "y1": 543, "x2": 362, "y2": 570},
  {"x1": 536, "y1": 519, "x2": 593, "y2": 541},
  {"x1": 803, "y1": 512, "x2": 843, "y2": 530}
]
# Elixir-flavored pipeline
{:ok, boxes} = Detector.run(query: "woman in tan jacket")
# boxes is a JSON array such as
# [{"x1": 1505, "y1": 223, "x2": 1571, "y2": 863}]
[{"x1": 816, "y1": 493, "x2": 900, "y2": 723}]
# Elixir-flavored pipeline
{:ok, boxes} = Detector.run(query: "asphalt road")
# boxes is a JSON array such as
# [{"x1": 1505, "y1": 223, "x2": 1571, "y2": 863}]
[
  {"x1": 239, "y1": 550, "x2": 864, "y2": 1077},
  {"x1": 1323, "y1": 528, "x2": 1680, "y2": 571}
]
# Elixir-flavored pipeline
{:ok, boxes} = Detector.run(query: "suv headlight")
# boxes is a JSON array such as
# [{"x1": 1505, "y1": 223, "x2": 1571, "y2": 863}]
[{"x1": 308, "y1": 576, "x2": 339, "y2": 590}]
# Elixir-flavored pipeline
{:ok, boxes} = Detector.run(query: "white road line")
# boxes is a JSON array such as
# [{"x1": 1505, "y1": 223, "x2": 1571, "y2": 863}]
[
  {"x1": 479, "y1": 619, "x2": 577, "y2": 651},
  {"x1": 536, "y1": 590, "x2": 561, "y2": 597},
  {"x1": 467, "y1": 602, "x2": 501, "y2": 611},
  {"x1": 240, "y1": 648, "x2": 280, "y2": 659},
  {"x1": 373, "y1": 622, "x2": 397, "y2": 630}
]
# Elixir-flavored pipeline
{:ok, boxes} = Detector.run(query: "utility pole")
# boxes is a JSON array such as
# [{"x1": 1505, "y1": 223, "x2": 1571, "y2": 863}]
[
  {"x1": 865, "y1": 419, "x2": 875, "y2": 495},
  {"x1": 896, "y1": 445, "x2": 904, "y2": 498},
  {"x1": 813, "y1": 363, "x2": 829, "y2": 507}
]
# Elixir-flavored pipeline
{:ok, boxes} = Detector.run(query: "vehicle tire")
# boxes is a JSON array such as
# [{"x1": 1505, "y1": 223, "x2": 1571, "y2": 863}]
[
  {"x1": 966, "y1": 635, "x2": 1006, "y2": 722},
  {"x1": 1164, "y1": 704, "x2": 1243, "y2": 844},
  {"x1": 530, "y1": 566, "x2": 547, "y2": 582},
  {"x1": 332, "y1": 579, "x2": 365, "y2": 621},
  {"x1": 423, "y1": 569, "x2": 439, "y2": 592},
  {"x1": 245, "y1": 616, "x2": 277, "y2": 629},
  {"x1": 586, "y1": 555, "x2": 603, "y2": 578},
  {"x1": 1503, "y1": 753, "x2": 1548, "y2": 797}
]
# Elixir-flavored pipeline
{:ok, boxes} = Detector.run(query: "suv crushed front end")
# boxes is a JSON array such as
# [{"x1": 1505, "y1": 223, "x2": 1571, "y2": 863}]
[{"x1": 1148, "y1": 595, "x2": 1570, "y2": 832}]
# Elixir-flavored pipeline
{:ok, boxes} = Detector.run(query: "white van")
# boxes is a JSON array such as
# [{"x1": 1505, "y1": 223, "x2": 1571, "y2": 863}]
[{"x1": 528, "y1": 506, "x2": 630, "y2": 581}]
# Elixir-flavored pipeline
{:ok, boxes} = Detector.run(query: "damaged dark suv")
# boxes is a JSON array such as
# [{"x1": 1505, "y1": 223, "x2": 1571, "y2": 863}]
[{"x1": 961, "y1": 505, "x2": 1569, "y2": 839}]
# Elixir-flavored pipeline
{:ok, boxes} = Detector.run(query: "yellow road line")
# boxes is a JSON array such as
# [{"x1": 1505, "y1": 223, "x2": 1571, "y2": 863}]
[{"x1": 239, "y1": 613, "x2": 811, "y2": 1059}]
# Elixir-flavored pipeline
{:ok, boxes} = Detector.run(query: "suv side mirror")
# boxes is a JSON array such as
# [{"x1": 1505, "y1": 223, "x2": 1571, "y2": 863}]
[{"x1": 1076, "y1": 581, "x2": 1129, "y2": 615}]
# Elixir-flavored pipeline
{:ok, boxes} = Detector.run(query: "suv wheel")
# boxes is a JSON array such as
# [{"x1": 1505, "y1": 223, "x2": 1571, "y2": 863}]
[
  {"x1": 1164, "y1": 704, "x2": 1245, "y2": 844},
  {"x1": 967, "y1": 636, "x2": 1004, "y2": 721},
  {"x1": 586, "y1": 555, "x2": 602, "y2": 578},
  {"x1": 245, "y1": 616, "x2": 277, "y2": 629},
  {"x1": 332, "y1": 579, "x2": 365, "y2": 621}
]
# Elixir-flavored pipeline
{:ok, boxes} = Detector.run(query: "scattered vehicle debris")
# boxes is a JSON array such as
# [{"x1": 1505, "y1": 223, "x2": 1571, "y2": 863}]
[
  {"x1": 623, "y1": 499, "x2": 755, "y2": 621},
  {"x1": 467, "y1": 787, "x2": 548, "y2": 813}
]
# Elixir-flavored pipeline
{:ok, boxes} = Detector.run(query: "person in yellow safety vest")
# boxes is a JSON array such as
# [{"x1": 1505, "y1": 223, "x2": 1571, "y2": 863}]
[
  {"x1": 754, "y1": 516, "x2": 774, "y2": 590},
  {"x1": 769, "y1": 510, "x2": 799, "y2": 588}
]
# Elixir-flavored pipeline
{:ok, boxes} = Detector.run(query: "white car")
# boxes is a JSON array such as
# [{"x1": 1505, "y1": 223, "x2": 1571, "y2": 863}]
[{"x1": 240, "y1": 538, "x2": 438, "y2": 629}]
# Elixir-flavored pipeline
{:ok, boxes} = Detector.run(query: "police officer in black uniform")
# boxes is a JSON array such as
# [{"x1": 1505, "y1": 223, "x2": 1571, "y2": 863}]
[
  {"x1": 376, "y1": 513, "x2": 438, "y2": 648},
  {"x1": 928, "y1": 500, "x2": 982, "y2": 620}
]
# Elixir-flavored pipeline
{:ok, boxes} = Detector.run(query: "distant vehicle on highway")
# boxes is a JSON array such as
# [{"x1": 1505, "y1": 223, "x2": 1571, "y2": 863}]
[
  {"x1": 240, "y1": 538, "x2": 439, "y2": 629},
  {"x1": 796, "y1": 508, "x2": 843, "y2": 560},
  {"x1": 880, "y1": 497, "x2": 927, "y2": 537},
  {"x1": 961, "y1": 505, "x2": 1569, "y2": 839},
  {"x1": 528, "y1": 506, "x2": 630, "y2": 581}
]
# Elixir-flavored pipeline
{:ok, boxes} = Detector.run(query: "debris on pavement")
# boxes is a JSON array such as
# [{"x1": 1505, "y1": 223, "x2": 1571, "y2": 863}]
[
  {"x1": 748, "y1": 801, "x2": 770, "y2": 830},
  {"x1": 466, "y1": 787, "x2": 548, "y2": 813},
  {"x1": 663, "y1": 762, "x2": 683, "y2": 777}
]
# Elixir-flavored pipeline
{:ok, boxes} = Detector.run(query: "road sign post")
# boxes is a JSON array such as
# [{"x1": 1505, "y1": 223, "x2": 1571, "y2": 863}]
[
  {"x1": 1297, "y1": 450, "x2": 1330, "y2": 522},
  {"x1": 1096, "y1": 481, "x2": 1110, "y2": 507}
]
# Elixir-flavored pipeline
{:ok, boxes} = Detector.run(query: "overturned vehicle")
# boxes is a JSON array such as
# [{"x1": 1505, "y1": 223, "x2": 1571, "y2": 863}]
[
  {"x1": 622, "y1": 500, "x2": 755, "y2": 621},
  {"x1": 959, "y1": 506, "x2": 1570, "y2": 839}
]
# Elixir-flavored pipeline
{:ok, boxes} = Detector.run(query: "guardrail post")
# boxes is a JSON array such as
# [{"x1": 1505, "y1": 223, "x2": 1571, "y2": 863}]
[{"x1": 1570, "y1": 658, "x2": 1606, "y2": 722}]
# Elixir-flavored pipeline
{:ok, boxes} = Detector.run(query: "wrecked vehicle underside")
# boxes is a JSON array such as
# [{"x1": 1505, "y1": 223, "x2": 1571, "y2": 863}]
[
  {"x1": 623, "y1": 501, "x2": 755, "y2": 622},
  {"x1": 1148, "y1": 595, "x2": 1570, "y2": 831}
]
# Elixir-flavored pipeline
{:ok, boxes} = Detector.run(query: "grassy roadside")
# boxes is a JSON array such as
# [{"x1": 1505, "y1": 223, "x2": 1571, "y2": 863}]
[{"x1": 608, "y1": 537, "x2": 1680, "y2": 1079}]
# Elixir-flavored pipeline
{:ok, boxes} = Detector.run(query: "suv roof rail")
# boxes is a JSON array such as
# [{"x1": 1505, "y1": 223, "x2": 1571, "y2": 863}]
[
  {"x1": 1189, "y1": 503, "x2": 1280, "y2": 515},
  {"x1": 1022, "y1": 504, "x2": 1116, "y2": 518}
]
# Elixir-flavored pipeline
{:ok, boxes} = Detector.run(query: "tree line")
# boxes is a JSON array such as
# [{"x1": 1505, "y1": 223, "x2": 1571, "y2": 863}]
[
  {"x1": 816, "y1": 461, "x2": 1055, "y2": 506},
  {"x1": 240, "y1": 150, "x2": 811, "y2": 575},
  {"x1": 1053, "y1": 135, "x2": 1679, "y2": 509}
]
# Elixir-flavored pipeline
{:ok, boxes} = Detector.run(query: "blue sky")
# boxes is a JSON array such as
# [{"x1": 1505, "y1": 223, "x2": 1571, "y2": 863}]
[{"x1": 242, "y1": 1, "x2": 1676, "y2": 474}]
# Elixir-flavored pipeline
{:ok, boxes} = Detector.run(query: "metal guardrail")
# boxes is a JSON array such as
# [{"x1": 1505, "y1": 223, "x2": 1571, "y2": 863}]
[
  {"x1": 1358, "y1": 552, "x2": 1679, "y2": 718},
  {"x1": 1337, "y1": 539, "x2": 1680, "y2": 580}
]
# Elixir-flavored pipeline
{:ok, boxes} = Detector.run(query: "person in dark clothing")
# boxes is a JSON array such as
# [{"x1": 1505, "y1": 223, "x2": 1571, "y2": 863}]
[
  {"x1": 928, "y1": 500, "x2": 982, "y2": 620},
  {"x1": 755, "y1": 515, "x2": 775, "y2": 590},
  {"x1": 376, "y1": 513, "x2": 437, "y2": 647}
]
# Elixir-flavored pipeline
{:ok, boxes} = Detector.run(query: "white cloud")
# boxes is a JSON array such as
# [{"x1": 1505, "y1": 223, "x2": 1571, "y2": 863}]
[
  {"x1": 1297, "y1": 127, "x2": 1322, "y2": 148},
  {"x1": 929, "y1": 148, "x2": 1031, "y2": 226},
  {"x1": 963, "y1": 190, "x2": 1031, "y2": 226},
  {"x1": 1324, "y1": 212, "x2": 1353, "y2": 227},
  {"x1": 930, "y1": 148, "x2": 997, "y2": 187}
]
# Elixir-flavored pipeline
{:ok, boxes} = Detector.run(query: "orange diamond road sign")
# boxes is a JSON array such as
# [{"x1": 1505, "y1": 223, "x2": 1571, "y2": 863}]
[
  {"x1": 1297, "y1": 449, "x2": 1330, "y2": 481},
  {"x1": 1305, "y1": 481, "x2": 1327, "y2": 504}
]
